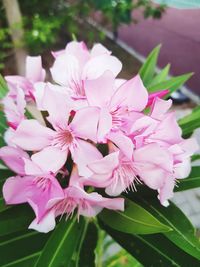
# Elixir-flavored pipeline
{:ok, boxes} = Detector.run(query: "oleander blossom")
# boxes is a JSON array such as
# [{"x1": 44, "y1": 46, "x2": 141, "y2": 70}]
[{"x1": 0, "y1": 41, "x2": 198, "y2": 233}]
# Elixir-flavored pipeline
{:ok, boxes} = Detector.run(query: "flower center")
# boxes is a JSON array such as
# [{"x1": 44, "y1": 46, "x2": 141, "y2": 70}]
[
  {"x1": 33, "y1": 177, "x2": 51, "y2": 191},
  {"x1": 52, "y1": 129, "x2": 74, "y2": 151},
  {"x1": 110, "y1": 106, "x2": 128, "y2": 130},
  {"x1": 111, "y1": 161, "x2": 141, "y2": 193},
  {"x1": 55, "y1": 197, "x2": 77, "y2": 219}
]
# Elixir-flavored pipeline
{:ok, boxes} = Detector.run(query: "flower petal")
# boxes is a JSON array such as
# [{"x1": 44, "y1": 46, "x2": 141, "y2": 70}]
[
  {"x1": 82, "y1": 54, "x2": 122, "y2": 80},
  {"x1": 31, "y1": 146, "x2": 68, "y2": 173},
  {"x1": 0, "y1": 146, "x2": 29, "y2": 175},
  {"x1": 26, "y1": 56, "x2": 46, "y2": 82},
  {"x1": 110, "y1": 74, "x2": 148, "y2": 111},
  {"x1": 12, "y1": 119, "x2": 55, "y2": 151},
  {"x1": 70, "y1": 107, "x2": 99, "y2": 142},
  {"x1": 29, "y1": 210, "x2": 56, "y2": 233},
  {"x1": 108, "y1": 131, "x2": 134, "y2": 160},
  {"x1": 84, "y1": 71, "x2": 115, "y2": 107}
]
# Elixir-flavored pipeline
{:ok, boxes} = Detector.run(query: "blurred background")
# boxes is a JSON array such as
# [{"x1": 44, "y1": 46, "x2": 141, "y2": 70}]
[
  {"x1": 0, "y1": 0, "x2": 200, "y2": 226},
  {"x1": 1, "y1": 0, "x2": 200, "y2": 101}
]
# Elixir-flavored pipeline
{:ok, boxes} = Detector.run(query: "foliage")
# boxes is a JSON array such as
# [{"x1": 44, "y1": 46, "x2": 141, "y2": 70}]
[{"x1": 0, "y1": 0, "x2": 166, "y2": 69}]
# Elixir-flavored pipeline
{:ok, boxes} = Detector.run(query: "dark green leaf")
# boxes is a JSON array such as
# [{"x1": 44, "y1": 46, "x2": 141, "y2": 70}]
[
  {"x1": 34, "y1": 217, "x2": 85, "y2": 267},
  {"x1": 0, "y1": 205, "x2": 34, "y2": 236},
  {"x1": 101, "y1": 221, "x2": 200, "y2": 267},
  {"x1": 139, "y1": 44, "x2": 161, "y2": 86},
  {"x1": 99, "y1": 198, "x2": 171, "y2": 235},
  {"x1": 147, "y1": 73, "x2": 193, "y2": 95},
  {"x1": 0, "y1": 230, "x2": 50, "y2": 266},
  {"x1": 127, "y1": 194, "x2": 200, "y2": 260},
  {"x1": 76, "y1": 221, "x2": 98, "y2": 267},
  {"x1": 175, "y1": 167, "x2": 200, "y2": 192}
]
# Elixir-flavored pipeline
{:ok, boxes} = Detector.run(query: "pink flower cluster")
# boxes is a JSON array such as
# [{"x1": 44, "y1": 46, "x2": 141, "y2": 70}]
[{"x1": 0, "y1": 41, "x2": 198, "y2": 233}]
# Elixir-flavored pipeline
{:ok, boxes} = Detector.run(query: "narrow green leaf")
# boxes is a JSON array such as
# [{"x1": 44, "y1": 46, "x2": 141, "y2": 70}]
[
  {"x1": 0, "y1": 205, "x2": 34, "y2": 236},
  {"x1": 175, "y1": 167, "x2": 200, "y2": 192},
  {"x1": 101, "y1": 221, "x2": 200, "y2": 267},
  {"x1": 148, "y1": 63, "x2": 170, "y2": 87},
  {"x1": 34, "y1": 217, "x2": 85, "y2": 267},
  {"x1": 99, "y1": 198, "x2": 171, "y2": 235},
  {"x1": 0, "y1": 252, "x2": 40, "y2": 267},
  {"x1": 147, "y1": 73, "x2": 193, "y2": 95},
  {"x1": 0, "y1": 74, "x2": 8, "y2": 100},
  {"x1": 76, "y1": 221, "x2": 98, "y2": 267},
  {"x1": 139, "y1": 44, "x2": 161, "y2": 86},
  {"x1": 179, "y1": 106, "x2": 200, "y2": 137},
  {"x1": 0, "y1": 230, "x2": 50, "y2": 266},
  {"x1": 127, "y1": 194, "x2": 200, "y2": 260}
]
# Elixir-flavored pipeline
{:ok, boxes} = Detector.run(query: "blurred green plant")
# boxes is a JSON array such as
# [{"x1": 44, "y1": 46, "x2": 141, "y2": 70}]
[{"x1": 0, "y1": 0, "x2": 166, "y2": 70}]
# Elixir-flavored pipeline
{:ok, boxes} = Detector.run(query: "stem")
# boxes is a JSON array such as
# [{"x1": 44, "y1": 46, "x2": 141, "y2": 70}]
[{"x1": 95, "y1": 226, "x2": 106, "y2": 267}]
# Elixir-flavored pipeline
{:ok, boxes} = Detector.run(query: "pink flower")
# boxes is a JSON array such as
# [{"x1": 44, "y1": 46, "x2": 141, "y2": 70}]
[
  {"x1": 29, "y1": 166, "x2": 124, "y2": 233},
  {"x1": 5, "y1": 56, "x2": 45, "y2": 100},
  {"x1": 84, "y1": 71, "x2": 148, "y2": 158},
  {"x1": 12, "y1": 88, "x2": 101, "y2": 174},
  {"x1": 50, "y1": 41, "x2": 122, "y2": 99},
  {"x1": 1, "y1": 148, "x2": 63, "y2": 221},
  {"x1": 2, "y1": 88, "x2": 26, "y2": 129}
]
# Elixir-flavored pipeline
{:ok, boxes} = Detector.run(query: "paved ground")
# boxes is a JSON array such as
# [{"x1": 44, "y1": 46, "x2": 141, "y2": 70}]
[{"x1": 118, "y1": 7, "x2": 200, "y2": 96}]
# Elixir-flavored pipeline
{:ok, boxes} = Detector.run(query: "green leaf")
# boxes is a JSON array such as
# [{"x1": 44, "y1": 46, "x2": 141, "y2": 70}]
[
  {"x1": 0, "y1": 230, "x2": 50, "y2": 266},
  {"x1": 0, "y1": 74, "x2": 8, "y2": 100},
  {"x1": 191, "y1": 154, "x2": 200, "y2": 162},
  {"x1": 178, "y1": 106, "x2": 200, "y2": 137},
  {"x1": 127, "y1": 194, "x2": 200, "y2": 260},
  {"x1": 34, "y1": 217, "x2": 85, "y2": 267},
  {"x1": 75, "y1": 221, "x2": 98, "y2": 267},
  {"x1": 99, "y1": 198, "x2": 171, "y2": 235},
  {"x1": 139, "y1": 44, "x2": 161, "y2": 86},
  {"x1": 101, "y1": 221, "x2": 200, "y2": 267},
  {"x1": 0, "y1": 205, "x2": 34, "y2": 236},
  {"x1": 175, "y1": 167, "x2": 200, "y2": 192},
  {"x1": 148, "y1": 63, "x2": 170, "y2": 87},
  {"x1": 147, "y1": 73, "x2": 193, "y2": 95}
]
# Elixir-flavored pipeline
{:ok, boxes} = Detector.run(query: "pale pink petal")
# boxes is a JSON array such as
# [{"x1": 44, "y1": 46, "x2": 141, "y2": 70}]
[
  {"x1": 174, "y1": 159, "x2": 191, "y2": 179},
  {"x1": 84, "y1": 71, "x2": 115, "y2": 107},
  {"x1": 108, "y1": 131, "x2": 134, "y2": 160},
  {"x1": 70, "y1": 107, "x2": 99, "y2": 142},
  {"x1": 31, "y1": 146, "x2": 68, "y2": 173},
  {"x1": 71, "y1": 139, "x2": 102, "y2": 177},
  {"x1": 151, "y1": 98, "x2": 172, "y2": 120},
  {"x1": 0, "y1": 146, "x2": 29, "y2": 175},
  {"x1": 149, "y1": 113, "x2": 182, "y2": 144},
  {"x1": 110, "y1": 74, "x2": 148, "y2": 111},
  {"x1": 3, "y1": 175, "x2": 34, "y2": 204},
  {"x1": 97, "y1": 108, "x2": 112, "y2": 142},
  {"x1": 41, "y1": 83, "x2": 72, "y2": 129},
  {"x1": 29, "y1": 210, "x2": 56, "y2": 233},
  {"x1": 66, "y1": 41, "x2": 90, "y2": 67},
  {"x1": 90, "y1": 43, "x2": 111, "y2": 57},
  {"x1": 134, "y1": 143, "x2": 173, "y2": 172},
  {"x1": 23, "y1": 158, "x2": 44, "y2": 176},
  {"x1": 158, "y1": 177, "x2": 175, "y2": 206},
  {"x1": 114, "y1": 78, "x2": 126, "y2": 88},
  {"x1": 50, "y1": 53, "x2": 81, "y2": 86},
  {"x1": 82, "y1": 54, "x2": 122, "y2": 80},
  {"x1": 26, "y1": 56, "x2": 46, "y2": 82},
  {"x1": 12, "y1": 119, "x2": 55, "y2": 150},
  {"x1": 88, "y1": 152, "x2": 119, "y2": 175}
]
